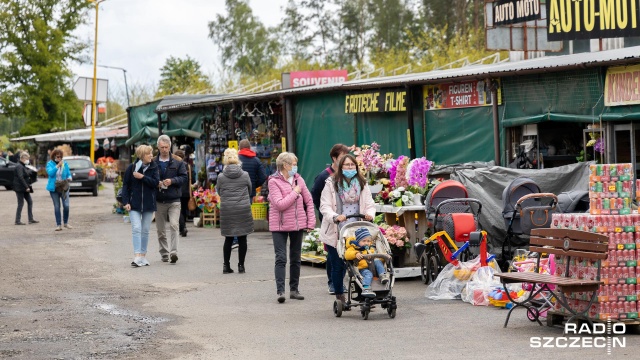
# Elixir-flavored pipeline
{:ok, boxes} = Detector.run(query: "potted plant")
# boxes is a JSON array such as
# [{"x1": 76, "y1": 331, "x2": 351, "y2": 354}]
[
  {"x1": 405, "y1": 157, "x2": 433, "y2": 205},
  {"x1": 379, "y1": 224, "x2": 411, "y2": 267},
  {"x1": 351, "y1": 142, "x2": 393, "y2": 195},
  {"x1": 302, "y1": 229, "x2": 326, "y2": 256}
]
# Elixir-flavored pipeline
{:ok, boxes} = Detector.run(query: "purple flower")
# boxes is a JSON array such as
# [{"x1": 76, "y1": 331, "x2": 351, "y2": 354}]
[
  {"x1": 406, "y1": 157, "x2": 433, "y2": 189},
  {"x1": 594, "y1": 138, "x2": 605, "y2": 154}
]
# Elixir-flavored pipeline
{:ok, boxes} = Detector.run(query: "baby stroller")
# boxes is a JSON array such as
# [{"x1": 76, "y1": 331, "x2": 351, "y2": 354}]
[
  {"x1": 511, "y1": 253, "x2": 557, "y2": 321},
  {"x1": 334, "y1": 215, "x2": 397, "y2": 320},
  {"x1": 501, "y1": 177, "x2": 558, "y2": 271},
  {"x1": 415, "y1": 180, "x2": 493, "y2": 284}
]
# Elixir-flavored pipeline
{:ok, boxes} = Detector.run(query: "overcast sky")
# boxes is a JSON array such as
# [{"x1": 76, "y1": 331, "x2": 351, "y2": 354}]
[{"x1": 71, "y1": 0, "x2": 288, "y2": 98}]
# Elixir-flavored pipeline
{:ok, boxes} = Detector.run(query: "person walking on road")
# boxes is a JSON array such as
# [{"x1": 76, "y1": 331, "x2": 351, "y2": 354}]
[
  {"x1": 268, "y1": 152, "x2": 315, "y2": 303},
  {"x1": 121, "y1": 145, "x2": 159, "y2": 267},
  {"x1": 310, "y1": 143, "x2": 349, "y2": 294},
  {"x1": 174, "y1": 149, "x2": 193, "y2": 237},
  {"x1": 319, "y1": 154, "x2": 376, "y2": 305},
  {"x1": 154, "y1": 135, "x2": 188, "y2": 264},
  {"x1": 14, "y1": 152, "x2": 38, "y2": 225},
  {"x1": 234, "y1": 139, "x2": 266, "y2": 249},
  {"x1": 216, "y1": 148, "x2": 253, "y2": 274},
  {"x1": 46, "y1": 149, "x2": 72, "y2": 231}
]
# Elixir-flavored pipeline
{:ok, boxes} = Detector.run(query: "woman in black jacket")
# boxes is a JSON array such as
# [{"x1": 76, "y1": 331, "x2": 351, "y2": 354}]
[
  {"x1": 14, "y1": 152, "x2": 38, "y2": 225},
  {"x1": 121, "y1": 145, "x2": 159, "y2": 267}
]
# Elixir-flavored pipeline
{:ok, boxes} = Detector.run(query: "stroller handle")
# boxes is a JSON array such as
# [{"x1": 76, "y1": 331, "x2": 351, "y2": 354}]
[
  {"x1": 434, "y1": 198, "x2": 483, "y2": 218},
  {"x1": 341, "y1": 214, "x2": 369, "y2": 221},
  {"x1": 515, "y1": 193, "x2": 558, "y2": 210}
]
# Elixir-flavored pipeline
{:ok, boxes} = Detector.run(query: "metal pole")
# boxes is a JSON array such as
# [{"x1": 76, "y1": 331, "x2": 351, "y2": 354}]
[
  {"x1": 89, "y1": 0, "x2": 105, "y2": 163},
  {"x1": 490, "y1": 79, "x2": 501, "y2": 166},
  {"x1": 123, "y1": 69, "x2": 130, "y2": 108}
]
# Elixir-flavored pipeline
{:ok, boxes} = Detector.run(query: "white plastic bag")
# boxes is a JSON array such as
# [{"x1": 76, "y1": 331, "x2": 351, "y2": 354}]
[{"x1": 461, "y1": 265, "x2": 501, "y2": 306}]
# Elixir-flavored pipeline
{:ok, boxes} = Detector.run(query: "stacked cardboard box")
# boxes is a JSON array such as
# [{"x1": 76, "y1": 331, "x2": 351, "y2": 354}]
[{"x1": 547, "y1": 163, "x2": 640, "y2": 319}]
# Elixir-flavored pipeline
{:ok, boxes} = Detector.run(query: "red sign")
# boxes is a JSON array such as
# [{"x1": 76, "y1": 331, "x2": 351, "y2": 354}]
[{"x1": 290, "y1": 70, "x2": 348, "y2": 88}]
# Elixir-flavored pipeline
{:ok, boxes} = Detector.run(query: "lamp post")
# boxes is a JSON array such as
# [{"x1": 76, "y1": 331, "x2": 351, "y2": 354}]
[
  {"x1": 88, "y1": 0, "x2": 106, "y2": 163},
  {"x1": 98, "y1": 64, "x2": 130, "y2": 108}
]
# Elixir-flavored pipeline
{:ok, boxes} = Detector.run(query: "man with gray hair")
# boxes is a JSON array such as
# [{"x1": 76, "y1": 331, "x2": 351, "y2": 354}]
[{"x1": 154, "y1": 135, "x2": 188, "y2": 264}]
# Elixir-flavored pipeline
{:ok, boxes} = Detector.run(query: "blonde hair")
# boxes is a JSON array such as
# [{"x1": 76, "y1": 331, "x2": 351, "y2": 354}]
[
  {"x1": 276, "y1": 152, "x2": 297, "y2": 171},
  {"x1": 20, "y1": 152, "x2": 30, "y2": 160},
  {"x1": 135, "y1": 144, "x2": 153, "y2": 160},
  {"x1": 223, "y1": 148, "x2": 240, "y2": 165}
]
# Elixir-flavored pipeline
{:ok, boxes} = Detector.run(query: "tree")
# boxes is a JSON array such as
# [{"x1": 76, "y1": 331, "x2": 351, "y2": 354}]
[
  {"x1": 300, "y1": 0, "x2": 339, "y2": 66},
  {"x1": 156, "y1": 56, "x2": 211, "y2": 97},
  {"x1": 208, "y1": 0, "x2": 279, "y2": 78},
  {"x1": 334, "y1": 0, "x2": 372, "y2": 68},
  {"x1": 277, "y1": 0, "x2": 314, "y2": 62},
  {"x1": 0, "y1": 0, "x2": 90, "y2": 136}
]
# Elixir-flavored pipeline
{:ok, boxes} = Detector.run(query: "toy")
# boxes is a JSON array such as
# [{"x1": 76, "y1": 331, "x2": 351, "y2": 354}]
[{"x1": 488, "y1": 287, "x2": 524, "y2": 308}]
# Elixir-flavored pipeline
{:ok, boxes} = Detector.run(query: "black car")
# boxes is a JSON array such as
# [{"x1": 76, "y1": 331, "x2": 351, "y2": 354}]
[
  {"x1": 64, "y1": 156, "x2": 99, "y2": 196},
  {"x1": 0, "y1": 156, "x2": 38, "y2": 190}
]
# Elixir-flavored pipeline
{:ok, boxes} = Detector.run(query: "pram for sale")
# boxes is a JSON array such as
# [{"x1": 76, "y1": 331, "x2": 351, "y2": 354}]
[
  {"x1": 334, "y1": 215, "x2": 397, "y2": 320},
  {"x1": 511, "y1": 253, "x2": 557, "y2": 321},
  {"x1": 501, "y1": 176, "x2": 558, "y2": 270},
  {"x1": 415, "y1": 180, "x2": 494, "y2": 285}
]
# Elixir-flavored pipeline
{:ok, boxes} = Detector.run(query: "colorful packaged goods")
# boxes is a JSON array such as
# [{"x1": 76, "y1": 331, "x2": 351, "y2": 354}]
[{"x1": 589, "y1": 164, "x2": 633, "y2": 215}]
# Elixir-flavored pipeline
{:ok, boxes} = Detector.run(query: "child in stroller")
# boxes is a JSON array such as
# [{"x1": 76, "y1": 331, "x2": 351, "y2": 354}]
[
  {"x1": 345, "y1": 228, "x2": 391, "y2": 297},
  {"x1": 334, "y1": 218, "x2": 397, "y2": 320}
]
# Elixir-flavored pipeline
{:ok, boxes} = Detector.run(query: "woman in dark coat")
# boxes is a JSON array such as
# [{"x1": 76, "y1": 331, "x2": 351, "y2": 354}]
[
  {"x1": 216, "y1": 148, "x2": 253, "y2": 274},
  {"x1": 121, "y1": 145, "x2": 159, "y2": 267},
  {"x1": 14, "y1": 152, "x2": 37, "y2": 225}
]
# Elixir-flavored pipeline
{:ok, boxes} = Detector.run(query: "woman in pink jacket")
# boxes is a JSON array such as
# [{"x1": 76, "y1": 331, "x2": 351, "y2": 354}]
[
  {"x1": 319, "y1": 154, "x2": 376, "y2": 304},
  {"x1": 268, "y1": 152, "x2": 316, "y2": 303}
]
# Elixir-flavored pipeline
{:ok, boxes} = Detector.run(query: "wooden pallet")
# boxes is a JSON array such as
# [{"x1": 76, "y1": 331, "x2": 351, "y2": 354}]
[{"x1": 547, "y1": 311, "x2": 640, "y2": 327}]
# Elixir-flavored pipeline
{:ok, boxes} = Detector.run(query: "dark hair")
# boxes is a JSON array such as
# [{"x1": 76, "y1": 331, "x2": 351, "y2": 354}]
[
  {"x1": 50, "y1": 149, "x2": 63, "y2": 160},
  {"x1": 333, "y1": 154, "x2": 365, "y2": 192},
  {"x1": 330, "y1": 143, "x2": 349, "y2": 161}
]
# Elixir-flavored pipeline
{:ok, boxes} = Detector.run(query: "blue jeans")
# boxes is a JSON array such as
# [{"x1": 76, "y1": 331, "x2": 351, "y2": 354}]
[
  {"x1": 130, "y1": 210, "x2": 153, "y2": 254},
  {"x1": 326, "y1": 245, "x2": 345, "y2": 295},
  {"x1": 49, "y1": 191, "x2": 69, "y2": 226},
  {"x1": 360, "y1": 259, "x2": 387, "y2": 287}
]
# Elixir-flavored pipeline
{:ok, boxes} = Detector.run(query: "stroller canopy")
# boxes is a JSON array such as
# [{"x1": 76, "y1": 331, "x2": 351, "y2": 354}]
[
  {"x1": 501, "y1": 177, "x2": 541, "y2": 219},
  {"x1": 424, "y1": 180, "x2": 468, "y2": 214}
]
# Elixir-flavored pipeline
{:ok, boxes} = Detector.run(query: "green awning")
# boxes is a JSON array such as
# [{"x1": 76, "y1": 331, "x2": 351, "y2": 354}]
[
  {"x1": 125, "y1": 126, "x2": 159, "y2": 147},
  {"x1": 163, "y1": 128, "x2": 202, "y2": 139},
  {"x1": 502, "y1": 113, "x2": 600, "y2": 127}
]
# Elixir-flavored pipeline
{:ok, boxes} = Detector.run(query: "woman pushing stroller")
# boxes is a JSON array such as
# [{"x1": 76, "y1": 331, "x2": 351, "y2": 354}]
[
  {"x1": 346, "y1": 228, "x2": 390, "y2": 297},
  {"x1": 319, "y1": 154, "x2": 376, "y2": 304}
]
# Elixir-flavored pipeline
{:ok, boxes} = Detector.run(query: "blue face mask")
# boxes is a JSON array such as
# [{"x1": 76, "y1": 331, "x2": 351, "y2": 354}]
[
  {"x1": 288, "y1": 165, "x2": 298, "y2": 177},
  {"x1": 343, "y1": 169, "x2": 357, "y2": 179}
]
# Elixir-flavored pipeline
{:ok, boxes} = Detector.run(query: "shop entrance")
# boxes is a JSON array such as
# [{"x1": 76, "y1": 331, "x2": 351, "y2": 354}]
[{"x1": 612, "y1": 123, "x2": 640, "y2": 178}]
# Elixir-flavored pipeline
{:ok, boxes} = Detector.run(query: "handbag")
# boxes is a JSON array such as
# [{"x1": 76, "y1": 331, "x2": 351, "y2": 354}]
[
  {"x1": 55, "y1": 179, "x2": 70, "y2": 193},
  {"x1": 187, "y1": 164, "x2": 197, "y2": 211}
]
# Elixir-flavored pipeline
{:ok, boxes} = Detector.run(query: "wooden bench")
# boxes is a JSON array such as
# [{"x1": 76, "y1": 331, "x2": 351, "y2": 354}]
[{"x1": 495, "y1": 228, "x2": 608, "y2": 328}]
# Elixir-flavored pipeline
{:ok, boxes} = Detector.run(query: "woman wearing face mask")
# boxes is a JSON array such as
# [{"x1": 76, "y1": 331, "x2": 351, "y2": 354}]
[
  {"x1": 46, "y1": 149, "x2": 72, "y2": 231},
  {"x1": 267, "y1": 152, "x2": 315, "y2": 303},
  {"x1": 319, "y1": 153, "x2": 376, "y2": 305},
  {"x1": 13, "y1": 152, "x2": 38, "y2": 225}
]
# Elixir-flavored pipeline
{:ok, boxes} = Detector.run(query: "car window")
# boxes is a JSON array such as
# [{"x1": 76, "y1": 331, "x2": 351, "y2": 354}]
[
  {"x1": 0, "y1": 158, "x2": 5, "y2": 166},
  {"x1": 66, "y1": 159, "x2": 93, "y2": 170}
]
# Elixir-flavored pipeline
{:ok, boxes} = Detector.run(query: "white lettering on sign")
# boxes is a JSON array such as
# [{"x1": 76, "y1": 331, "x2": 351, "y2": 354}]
[
  {"x1": 448, "y1": 83, "x2": 473, "y2": 95},
  {"x1": 292, "y1": 77, "x2": 346, "y2": 87}
]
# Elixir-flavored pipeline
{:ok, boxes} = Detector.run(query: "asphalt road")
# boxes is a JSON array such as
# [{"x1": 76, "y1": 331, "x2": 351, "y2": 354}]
[{"x1": 0, "y1": 180, "x2": 638, "y2": 359}]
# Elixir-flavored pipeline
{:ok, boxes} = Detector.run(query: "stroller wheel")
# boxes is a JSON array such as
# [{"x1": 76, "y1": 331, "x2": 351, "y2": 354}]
[
  {"x1": 333, "y1": 300, "x2": 343, "y2": 318},
  {"x1": 420, "y1": 255, "x2": 430, "y2": 284},
  {"x1": 361, "y1": 309, "x2": 369, "y2": 320},
  {"x1": 527, "y1": 307, "x2": 540, "y2": 322},
  {"x1": 427, "y1": 255, "x2": 439, "y2": 283},
  {"x1": 387, "y1": 307, "x2": 396, "y2": 319}
]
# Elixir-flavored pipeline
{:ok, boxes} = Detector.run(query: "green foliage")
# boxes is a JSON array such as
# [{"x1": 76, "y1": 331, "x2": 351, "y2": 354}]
[
  {"x1": 0, "y1": 0, "x2": 90, "y2": 136},
  {"x1": 156, "y1": 56, "x2": 211, "y2": 97},
  {"x1": 208, "y1": 0, "x2": 280, "y2": 78}
]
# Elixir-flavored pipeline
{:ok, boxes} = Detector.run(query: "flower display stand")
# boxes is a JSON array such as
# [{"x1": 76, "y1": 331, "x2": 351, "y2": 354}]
[
  {"x1": 375, "y1": 204, "x2": 427, "y2": 278},
  {"x1": 201, "y1": 209, "x2": 219, "y2": 228}
]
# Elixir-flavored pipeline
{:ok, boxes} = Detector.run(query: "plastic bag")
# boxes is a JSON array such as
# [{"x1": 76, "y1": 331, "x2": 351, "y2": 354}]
[
  {"x1": 426, "y1": 257, "x2": 501, "y2": 301},
  {"x1": 461, "y1": 265, "x2": 502, "y2": 306}
]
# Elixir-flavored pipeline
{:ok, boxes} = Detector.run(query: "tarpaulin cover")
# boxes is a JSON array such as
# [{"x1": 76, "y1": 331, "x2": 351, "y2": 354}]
[
  {"x1": 501, "y1": 113, "x2": 600, "y2": 127},
  {"x1": 129, "y1": 100, "x2": 163, "y2": 138},
  {"x1": 600, "y1": 104, "x2": 640, "y2": 121},
  {"x1": 449, "y1": 161, "x2": 592, "y2": 250},
  {"x1": 425, "y1": 106, "x2": 498, "y2": 165}
]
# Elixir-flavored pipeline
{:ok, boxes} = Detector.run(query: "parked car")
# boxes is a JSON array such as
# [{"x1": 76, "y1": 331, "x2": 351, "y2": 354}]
[
  {"x1": 64, "y1": 156, "x2": 99, "y2": 196},
  {"x1": 0, "y1": 156, "x2": 38, "y2": 190}
]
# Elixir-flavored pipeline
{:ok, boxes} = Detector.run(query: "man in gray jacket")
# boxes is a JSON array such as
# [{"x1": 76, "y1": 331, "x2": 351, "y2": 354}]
[{"x1": 154, "y1": 135, "x2": 188, "y2": 264}]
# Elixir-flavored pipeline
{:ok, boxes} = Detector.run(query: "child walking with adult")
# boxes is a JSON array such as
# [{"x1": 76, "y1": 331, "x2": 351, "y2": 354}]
[
  {"x1": 268, "y1": 152, "x2": 315, "y2": 303},
  {"x1": 121, "y1": 145, "x2": 159, "y2": 267},
  {"x1": 216, "y1": 148, "x2": 253, "y2": 274}
]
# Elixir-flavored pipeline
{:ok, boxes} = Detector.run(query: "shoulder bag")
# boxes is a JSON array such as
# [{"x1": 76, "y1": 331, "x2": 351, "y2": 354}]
[{"x1": 187, "y1": 165, "x2": 197, "y2": 211}]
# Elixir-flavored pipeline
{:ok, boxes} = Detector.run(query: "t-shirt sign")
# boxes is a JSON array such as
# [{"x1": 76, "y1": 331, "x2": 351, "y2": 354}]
[
  {"x1": 422, "y1": 80, "x2": 502, "y2": 110},
  {"x1": 344, "y1": 89, "x2": 407, "y2": 113},
  {"x1": 494, "y1": 0, "x2": 542, "y2": 26},
  {"x1": 547, "y1": 0, "x2": 640, "y2": 40}
]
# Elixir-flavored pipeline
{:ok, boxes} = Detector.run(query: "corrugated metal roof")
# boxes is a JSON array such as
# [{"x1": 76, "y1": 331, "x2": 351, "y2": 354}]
[
  {"x1": 156, "y1": 46, "x2": 640, "y2": 112},
  {"x1": 11, "y1": 126, "x2": 128, "y2": 143}
]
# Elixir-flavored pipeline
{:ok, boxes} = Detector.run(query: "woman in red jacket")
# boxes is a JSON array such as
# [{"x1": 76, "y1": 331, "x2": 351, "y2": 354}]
[{"x1": 268, "y1": 152, "x2": 315, "y2": 303}]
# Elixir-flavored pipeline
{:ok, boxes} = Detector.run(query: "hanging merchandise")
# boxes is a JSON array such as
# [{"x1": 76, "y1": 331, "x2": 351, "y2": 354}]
[
  {"x1": 110, "y1": 139, "x2": 117, "y2": 151},
  {"x1": 103, "y1": 138, "x2": 110, "y2": 150}
]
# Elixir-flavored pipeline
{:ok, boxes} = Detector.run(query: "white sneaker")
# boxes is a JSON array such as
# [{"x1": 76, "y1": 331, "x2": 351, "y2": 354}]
[
  {"x1": 131, "y1": 257, "x2": 142, "y2": 267},
  {"x1": 380, "y1": 273, "x2": 390, "y2": 285},
  {"x1": 140, "y1": 257, "x2": 150, "y2": 266}
]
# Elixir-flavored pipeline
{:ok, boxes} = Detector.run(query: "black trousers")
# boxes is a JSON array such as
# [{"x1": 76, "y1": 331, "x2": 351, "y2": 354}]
[
  {"x1": 15, "y1": 191, "x2": 34, "y2": 223},
  {"x1": 179, "y1": 197, "x2": 189, "y2": 233},
  {"x1": 223, "y1": 236, "x2": 247, "y2": 266}
]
